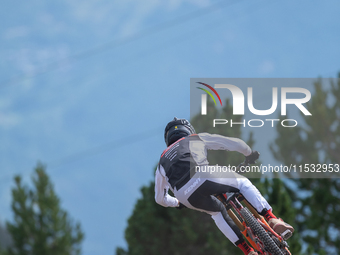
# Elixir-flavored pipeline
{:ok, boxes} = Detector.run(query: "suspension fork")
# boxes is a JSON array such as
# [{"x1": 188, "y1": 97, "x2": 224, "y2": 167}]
[
  {"x1": 216, "y1": 194, "x2": 259, "y2": 251},
  {"x1": 215, "y1": 194, "x2": 245, "y2": 231}
]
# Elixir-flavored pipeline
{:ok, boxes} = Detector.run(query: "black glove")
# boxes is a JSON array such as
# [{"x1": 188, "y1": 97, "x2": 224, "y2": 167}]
[
  {"x1": 245, "y1": 151, "x2": 260, "y2": 164},
  {"x1": 176, "y1": 203, "x2": 187, "y2": 210}
]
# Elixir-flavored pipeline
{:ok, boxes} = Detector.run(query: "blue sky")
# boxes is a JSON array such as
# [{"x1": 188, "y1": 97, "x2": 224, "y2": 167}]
[{"x1": 0, "y1": 0, "x2": 339, "y2": 254}]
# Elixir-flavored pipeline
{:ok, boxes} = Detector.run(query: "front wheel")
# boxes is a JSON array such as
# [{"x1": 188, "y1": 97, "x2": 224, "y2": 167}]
[{"x1": 240, "y1": 207, "x2": 284, "y2": 255}]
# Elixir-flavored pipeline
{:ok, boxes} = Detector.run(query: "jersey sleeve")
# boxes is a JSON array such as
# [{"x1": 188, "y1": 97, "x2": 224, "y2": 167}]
[
  {"x1": 154, "y1": 165, "x2": 179, "y2": 208},
  {"x1": 198, "y1": 132, "x2": 252, "y2": 156}
]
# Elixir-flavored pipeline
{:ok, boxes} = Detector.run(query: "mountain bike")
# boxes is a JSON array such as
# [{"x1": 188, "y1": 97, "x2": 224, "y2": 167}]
[{"x1": 214, "y1": 163, "x2": 292, "y2": 255}]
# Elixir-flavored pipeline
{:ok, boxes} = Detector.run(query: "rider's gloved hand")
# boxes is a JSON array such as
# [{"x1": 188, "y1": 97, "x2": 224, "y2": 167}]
[
  {"x1": 176, "y1": 202, "x2": 186, "y2": 209},
  {"x1": 245, "y1": 151, "x2": 260, "y2": 164}
]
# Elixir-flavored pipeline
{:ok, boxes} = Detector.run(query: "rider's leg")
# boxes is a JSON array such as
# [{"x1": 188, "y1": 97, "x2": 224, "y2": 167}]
[
  {"x1": 235, "y1": 176, "x2": 271, "y2": 213},
  {"x1": 188, "y1": 174, "x2": 294, "y2": 238},
  {"x1": 179, "y1": 180, "x2": 257, "y2": 255},
  {"x1": 189, "y1": 174, "x2": 271, "y2": 213}
]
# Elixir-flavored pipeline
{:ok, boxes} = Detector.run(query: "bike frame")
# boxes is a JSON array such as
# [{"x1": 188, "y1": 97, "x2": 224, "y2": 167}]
[{"x1": 215, "y1": 192, "x2": 291, "y2": 255}]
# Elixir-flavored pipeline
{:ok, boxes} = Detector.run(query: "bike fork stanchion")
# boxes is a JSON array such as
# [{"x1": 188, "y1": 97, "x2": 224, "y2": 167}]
[
  {"x1": 241, "y1": 198, "x2": 262, "y2": 220},
  {"x1": 216, "y1": 194, "x2": 245, "y2": 231},
  {"x1": 227, "y1": 208, "x2": 245, "y2": 231}
]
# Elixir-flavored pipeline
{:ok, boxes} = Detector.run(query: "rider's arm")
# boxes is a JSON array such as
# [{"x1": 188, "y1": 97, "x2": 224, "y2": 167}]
[
  {"x1": 198, "y1": 133, "x2": 252, "y2": 156},
  {"x1": 154, "y1": 165, "x2": 179, "y2": 208}
]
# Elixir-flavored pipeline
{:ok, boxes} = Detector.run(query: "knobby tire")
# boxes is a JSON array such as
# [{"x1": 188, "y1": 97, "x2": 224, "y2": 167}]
[{"x1": 240, "y1": 207, "x2": 284, "y2": 255}]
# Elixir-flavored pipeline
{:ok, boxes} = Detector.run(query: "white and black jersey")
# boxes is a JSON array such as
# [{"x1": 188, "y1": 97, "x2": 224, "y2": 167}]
[
  {"x1": 154, "y1": 132, "x2": 272, "y2": 246},
  {"x1": 154, "y1": 133, "x2": 252, "y2": 208}
]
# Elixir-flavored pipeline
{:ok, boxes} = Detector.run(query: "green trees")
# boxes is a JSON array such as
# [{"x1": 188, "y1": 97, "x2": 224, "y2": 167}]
[
  {"x1": 270, "y1": 76, "x2": 340, "y2": 254},
  {"x1": 117, "y1": 98, "x2": 300, "y2": 254},
  {"x1": 118, "y1": 177, "x2": 236, "y2": 255},
  {"x1": 5, "y1": 164, "x2": 84, "y2": 255},
  {"x1": 0, "y1": 222, "x2": 11, "y2": 255}
]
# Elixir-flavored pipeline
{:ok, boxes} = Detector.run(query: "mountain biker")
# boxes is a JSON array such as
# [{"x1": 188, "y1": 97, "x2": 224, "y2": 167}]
[{"x1": 154, "y1": 117, "x2": 294, "y2": 255}]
